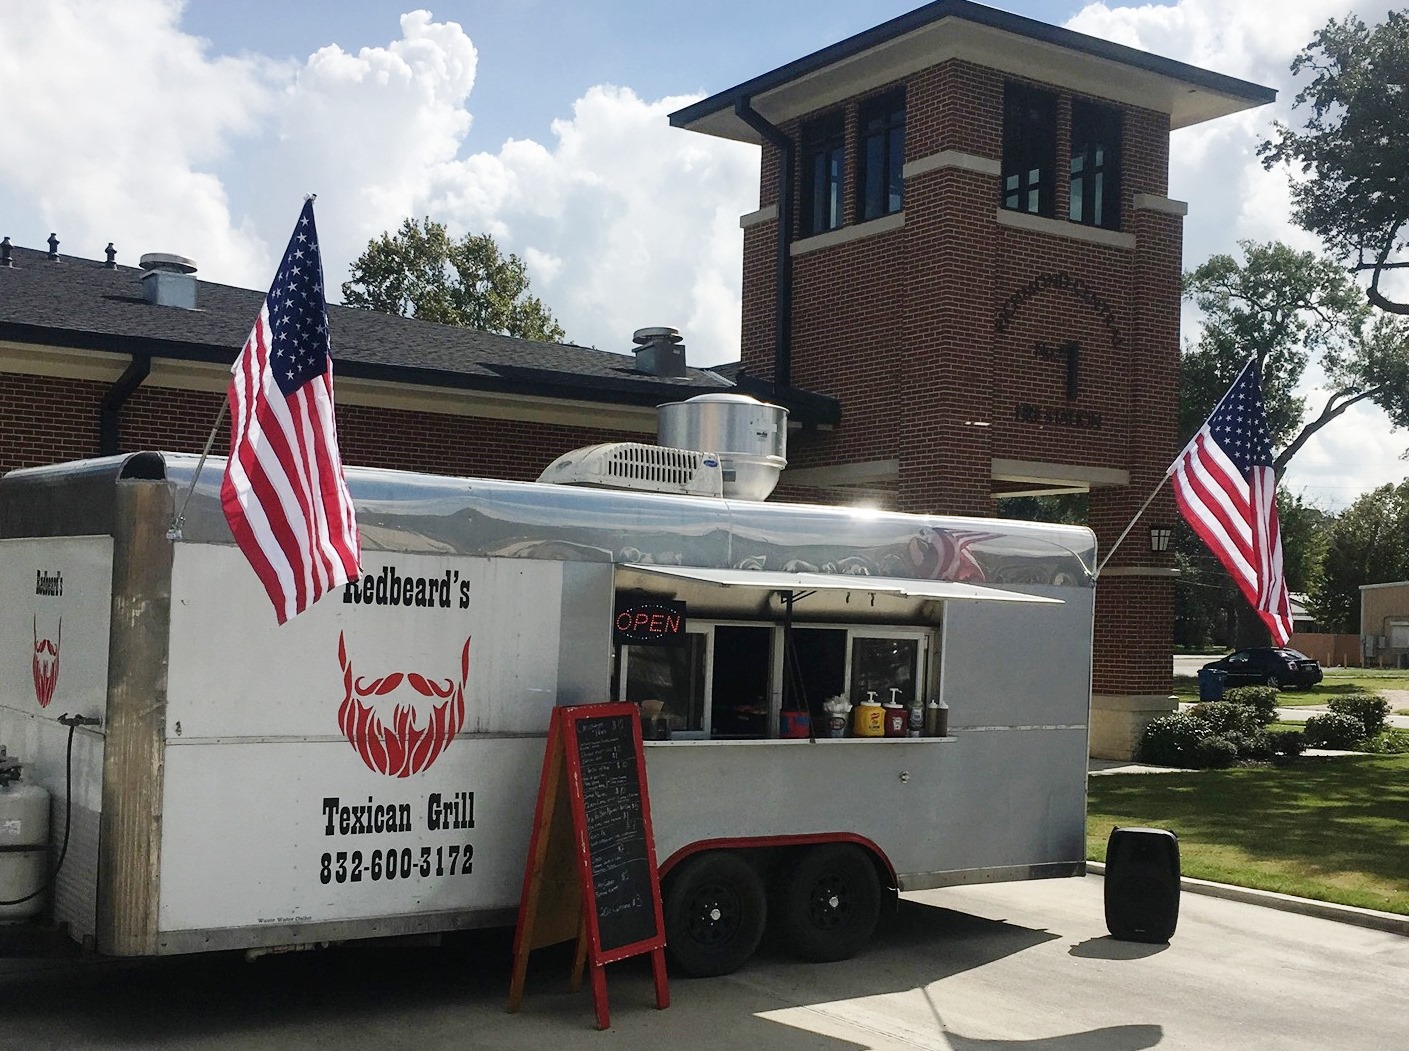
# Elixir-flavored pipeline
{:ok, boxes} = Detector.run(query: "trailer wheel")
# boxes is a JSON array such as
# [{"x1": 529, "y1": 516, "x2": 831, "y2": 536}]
[
  {"x1": 776, "y1": 843, "x2": 882, "y2": 963},
  {"x1": 664, "y1": 851, "x2": 767, "y2": 978}
]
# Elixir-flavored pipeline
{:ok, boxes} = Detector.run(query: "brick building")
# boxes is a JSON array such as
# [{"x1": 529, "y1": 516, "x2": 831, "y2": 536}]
[
  {"x1": 668, "y1": 1, "x2": 1274, "y2": 756},
  {"x1": 0, "y1": 2, "x2": 1274, "y2": 758},
  {"x1": 0, "y1": 241, "x2": 837, "y2": 485}
]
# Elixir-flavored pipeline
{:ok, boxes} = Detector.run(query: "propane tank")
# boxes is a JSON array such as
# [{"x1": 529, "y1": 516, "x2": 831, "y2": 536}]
[{"x1": 0, "y1": 747, "x2": 50, "y2": 921}]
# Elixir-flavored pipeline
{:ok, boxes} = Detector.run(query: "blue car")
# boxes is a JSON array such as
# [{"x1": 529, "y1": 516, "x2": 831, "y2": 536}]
[{"x1": 1201, "y1": 648, "x2": 1323, "y2": 690}]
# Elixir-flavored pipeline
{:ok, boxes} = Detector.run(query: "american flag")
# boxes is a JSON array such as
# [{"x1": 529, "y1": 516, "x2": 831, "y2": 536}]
[
  {"x1": 1167, "y1": 358, "x2": 1292, "y2": 645},
  {"x1": 911, "y1": 526, "x2": 1000, "y2": 582},
  {"x1": 221, "y1": 199, "x2": 360, "y2": 623}
]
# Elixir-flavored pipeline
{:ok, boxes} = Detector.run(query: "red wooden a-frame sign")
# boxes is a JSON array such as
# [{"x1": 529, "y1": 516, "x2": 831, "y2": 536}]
[{"x1": 507, "y1": 702, "x2": 668, "y2": 1029}]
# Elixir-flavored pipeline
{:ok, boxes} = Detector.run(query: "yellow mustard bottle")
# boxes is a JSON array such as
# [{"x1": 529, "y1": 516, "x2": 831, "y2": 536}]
[{"x1": 852, "y1": 691, "x2": 885, "y2": 737}]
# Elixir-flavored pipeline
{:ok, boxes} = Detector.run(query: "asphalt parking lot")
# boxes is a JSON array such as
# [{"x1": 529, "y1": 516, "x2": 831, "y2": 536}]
[{"x1": 2, "y1": 873, "x2": 1405, "y2": 1050}]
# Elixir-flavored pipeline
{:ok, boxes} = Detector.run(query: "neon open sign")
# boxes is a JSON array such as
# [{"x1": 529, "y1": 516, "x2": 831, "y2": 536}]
[{"x1": 613, "y1": 597, "x2": 687, "y2": 646}]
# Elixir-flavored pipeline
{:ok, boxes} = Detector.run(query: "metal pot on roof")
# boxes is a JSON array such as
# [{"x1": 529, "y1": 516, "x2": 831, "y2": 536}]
[{"x1": 657, "y1": 393, "x2": 787, "y2": 501}]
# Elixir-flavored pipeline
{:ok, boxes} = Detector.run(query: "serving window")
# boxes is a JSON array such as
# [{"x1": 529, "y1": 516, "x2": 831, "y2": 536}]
[{"x1": 616, "y1": 619, "x2": 933, "y2": 740}]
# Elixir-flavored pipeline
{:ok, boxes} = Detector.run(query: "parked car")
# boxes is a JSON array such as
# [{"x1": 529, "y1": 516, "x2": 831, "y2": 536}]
[{"x1": 1201, "y1": 648, "x2": 1323, "y2": 690}]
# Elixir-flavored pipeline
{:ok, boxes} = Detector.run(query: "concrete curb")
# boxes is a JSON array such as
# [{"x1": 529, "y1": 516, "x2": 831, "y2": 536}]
[{"x1": 1086, "y1": 862, "x2": 1409, "y2": 937}]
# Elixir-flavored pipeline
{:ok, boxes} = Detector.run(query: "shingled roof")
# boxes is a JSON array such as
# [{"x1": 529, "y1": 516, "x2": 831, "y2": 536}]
[{"x1": 0, "y1": 243, "x2": 839, "y2": 423}]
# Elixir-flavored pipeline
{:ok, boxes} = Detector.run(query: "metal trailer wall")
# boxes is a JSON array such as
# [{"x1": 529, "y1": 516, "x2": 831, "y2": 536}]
[
  {"x1": 0, "y1": 453, "x2": 1095, "y2": 955},
  {"x1": 643, "y1": 585, "x2": 1091, "y2": 887}
]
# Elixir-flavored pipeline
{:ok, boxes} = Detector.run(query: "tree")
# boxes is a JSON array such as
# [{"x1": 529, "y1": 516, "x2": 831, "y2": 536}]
[
  {"x1": 1308, "y1": 480, "x2": 1409, "y2": 632},
  {"x1": 342, "y1": 218, "x2": 567, "y2": 343},
  {"x1": 1182, "y1": 241, "x2": 1409, "y2": 473},
  {"x1": 1259, "y1": 12, "x2": 1409, "y2": 316}
]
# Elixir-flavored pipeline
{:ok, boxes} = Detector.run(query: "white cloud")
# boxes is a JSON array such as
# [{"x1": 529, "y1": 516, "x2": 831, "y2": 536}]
[
  {"x1": 246, "y1": 11, "x2": 481, "y2": 286},
  {"x1": 0, "y1": 0, "x2": 278, "y2": 279},
  {"x1": 425, "y1": 85, "x2": 757, "y2": 360},
  {"x1": 1281, "y1": 395, "x2": 1409, "y2": 509}
]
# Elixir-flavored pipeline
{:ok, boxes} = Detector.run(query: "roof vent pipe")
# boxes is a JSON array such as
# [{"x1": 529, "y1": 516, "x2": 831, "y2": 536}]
[
  {"x1": 0, "y1": 237, "x2": 11, "y2": 268},
  {"x1": 47, "y1": 234, "x2": 59, "y2": 261},
  {"x1": 139, "y1": 252, "x2": 198, "y2": 310},
  {"x1": 632, "y1": 326, "x2": 687, "y2": 378}
]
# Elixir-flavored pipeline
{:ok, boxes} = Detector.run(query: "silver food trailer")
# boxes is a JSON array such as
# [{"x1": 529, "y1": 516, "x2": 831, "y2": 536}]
[{"x1": 0, "y1": 398, "x2": 1096, "y2": 976}]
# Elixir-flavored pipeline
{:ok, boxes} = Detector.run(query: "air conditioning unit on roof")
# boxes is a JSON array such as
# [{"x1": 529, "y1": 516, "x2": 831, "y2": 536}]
[{"x1": 537, "y1": 442, "x2": 724, "y2": 497}]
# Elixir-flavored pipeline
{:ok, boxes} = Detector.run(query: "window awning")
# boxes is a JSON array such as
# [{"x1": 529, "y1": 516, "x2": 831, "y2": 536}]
[{"x1": 622, "y1": 565, "x2": 1061, "y2": 605}]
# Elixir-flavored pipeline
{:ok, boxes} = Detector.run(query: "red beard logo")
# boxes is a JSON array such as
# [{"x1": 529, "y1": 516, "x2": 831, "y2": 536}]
[
  {"x1": 336, "y1": 633, "x2": 469, "y2": 778},
  {"x1": 32, "y1": 616, "x2": 61, "y2": 709}
]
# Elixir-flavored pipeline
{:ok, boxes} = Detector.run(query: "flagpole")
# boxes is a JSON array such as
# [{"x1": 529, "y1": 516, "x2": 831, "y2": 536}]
[
  {"x1": 166, "y1": 399, "x2": 229, "y2": 541},
  {"x1": 1095, "y1": 475, "x2": 1169, "y2": 576}
]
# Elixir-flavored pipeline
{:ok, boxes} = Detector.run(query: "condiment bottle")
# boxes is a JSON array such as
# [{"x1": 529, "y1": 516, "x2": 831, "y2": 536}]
[
  {"x1": 907, "y1": 695, "x2": 924, "y2": 737},
  {"x1": 853, "y1": 691, "x2": 885, "y2": 737},
  {"x1": 883, "y1": 688, "x2": 906, "y2": 737},
  {"x1": 924, "y1": 698, "x2": 949, "y2": 737}
]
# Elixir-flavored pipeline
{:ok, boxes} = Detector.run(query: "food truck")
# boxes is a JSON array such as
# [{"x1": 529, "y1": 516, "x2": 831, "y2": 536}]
[{"x1": 0, "y1": 396, "x2": 1096, "y2": 976}]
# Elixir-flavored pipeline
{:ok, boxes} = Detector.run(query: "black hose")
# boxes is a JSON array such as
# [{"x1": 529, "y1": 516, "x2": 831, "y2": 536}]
[{"x1": 0, "y1": 714, "x2": 85, "y2": 907}]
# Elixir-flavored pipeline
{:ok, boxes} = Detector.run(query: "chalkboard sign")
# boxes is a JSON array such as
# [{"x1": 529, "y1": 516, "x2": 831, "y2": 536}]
[
  {"x1": 570, "y1": 712, "x2": 659, "y2": 952},
  {"x1": 508, "y1": 703, "x2": 668, "y2": 1030}
]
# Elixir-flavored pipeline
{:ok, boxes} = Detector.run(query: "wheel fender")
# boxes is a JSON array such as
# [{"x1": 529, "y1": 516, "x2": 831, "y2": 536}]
[{"x1": 659, "y1": 833, "x2": 895, "y2": 887}]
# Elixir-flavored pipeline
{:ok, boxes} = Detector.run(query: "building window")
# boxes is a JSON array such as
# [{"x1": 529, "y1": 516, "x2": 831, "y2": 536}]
[
  {"x1": 1002, "y1": 83, "x2": 1056, "y2": 218},
  {"x1": 858, "y1": 89, "x2": 905, "y2": 221},
  {"x1": 1069, "y1": 100, "x2": 1121, "y2": 229},
  {"x1": 801, "y1": 111, "x2": 846, "y2": 236}
]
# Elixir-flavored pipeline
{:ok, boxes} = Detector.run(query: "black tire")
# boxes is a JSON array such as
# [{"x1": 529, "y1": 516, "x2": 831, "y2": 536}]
[
  {"x1": 1265, "y1": 675, "x2": 1281, "y2": 689},
  {"x1": 664, "y1": 852, "x2": 766, "y2": 978},
  {"x1": 775, "y1": 843, "x2": 882, "y2": 963}
]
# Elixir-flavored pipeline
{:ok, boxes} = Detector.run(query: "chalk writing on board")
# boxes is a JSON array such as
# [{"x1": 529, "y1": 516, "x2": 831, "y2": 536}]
[{"x1": 573, "y1": 714, "x2": 657, "y2": 951}]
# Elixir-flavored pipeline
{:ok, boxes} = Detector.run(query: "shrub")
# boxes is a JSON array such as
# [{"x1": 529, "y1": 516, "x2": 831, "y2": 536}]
[
  {"x1": 1266, "y1": 729, "x2": 1305, "y2": 762},
  {"x1": 1302, "y1": 711, "x2": 1365, "y2": 750},
  {"x1": 1222, "y1": 686, "x2": 1280, "y2": 727},
  {"x1": 1189, "y1": 701, "x2": 1263, "y2": 738},
  {"x1": 1195, "y1": 735, "x2": 1240, "y2": 768},
  {"x1": 1327, "y1": 694, "x2": 1391, "y2": 738},
  {"x1": 1137, "y1": 713, "x2": 1210, "y2": 767},
  {"x1": 1358, "y1": 728, "x2": 1409, "y2": 755},
  {"x1": 1226, "y1": 730, "x2": 1273, "y2": 761}
]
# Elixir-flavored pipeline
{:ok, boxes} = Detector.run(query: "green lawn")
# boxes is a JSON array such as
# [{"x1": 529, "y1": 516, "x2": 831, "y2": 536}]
[{"x1": 1087, "y1": 754, "x2": 1409, "y2": 915}]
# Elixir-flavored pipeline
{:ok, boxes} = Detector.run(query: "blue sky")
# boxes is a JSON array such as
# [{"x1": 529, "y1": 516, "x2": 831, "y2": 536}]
[
  {"x1": 177, "y1": 1, "x2": 1080, "y2": 148},
  {"x1": 0, "y1": 0, "x2": 1403, "y2": 508}
]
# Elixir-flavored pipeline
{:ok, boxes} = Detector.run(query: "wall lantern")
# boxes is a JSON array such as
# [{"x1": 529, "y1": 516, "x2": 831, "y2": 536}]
[{"x1": 1149, "y1": 526, "x2": 1173, "y2": 553}]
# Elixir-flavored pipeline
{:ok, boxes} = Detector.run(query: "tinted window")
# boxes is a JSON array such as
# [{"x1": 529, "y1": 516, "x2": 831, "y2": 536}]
[
  {"x1": 1002, "y1": 83, "x2": 1056, "y2": 217},
  {"x1": 801, "y1": 111, "x2": 846, "y2": 236},
  {"x1": 1068, "y1": 99, "x2": 1121, "y2": 229},
  {"x1": 859, "y1": 89, "x2": 905, "y2": 221}
]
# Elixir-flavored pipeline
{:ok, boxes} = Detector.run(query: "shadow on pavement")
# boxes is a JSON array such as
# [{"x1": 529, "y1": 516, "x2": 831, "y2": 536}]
[
  {"x1": 0, "y1": 927, "x2": 863, "y2": 1049},
  {"x1": 1067, "y1": 935, "x2": 1169, "y2": 960},
  {"x1": 0, "y1": 900, "x2": 1154, "y2": 1049},
  {"x1": 943, "y1": 1023, "x2": 1163, "y2": 1051}
]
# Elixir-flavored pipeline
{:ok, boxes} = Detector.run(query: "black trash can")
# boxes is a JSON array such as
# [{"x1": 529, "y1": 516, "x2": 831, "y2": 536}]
[
  {"x1": 1104, "y1": 826, "x2": 1180, "y2": 943},
  {"x1": 1197, "y1": 667, "x2": 1226, "y2": 701}
]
